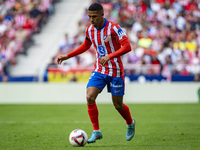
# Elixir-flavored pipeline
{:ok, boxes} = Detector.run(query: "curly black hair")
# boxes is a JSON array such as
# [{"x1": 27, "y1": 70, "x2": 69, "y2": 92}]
[{"x1": 88, "y1": 3, "x2": 103, "y2": 12}]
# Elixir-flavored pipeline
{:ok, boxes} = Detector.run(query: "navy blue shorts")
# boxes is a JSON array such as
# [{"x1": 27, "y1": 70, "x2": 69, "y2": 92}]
[{"x1": 87, "y1": 71, "x2": 125, "y2": 96}]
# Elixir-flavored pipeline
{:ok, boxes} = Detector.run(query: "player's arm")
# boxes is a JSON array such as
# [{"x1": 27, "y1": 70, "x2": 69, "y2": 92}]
[
  {"x1": 57, "y1": 37, "x2": 92, "y2": 64},
  {"x1": 108, "y1": 38, "x2": 131, "y2": 59},
  {"x1": 100, "y1": 38, "x2": 131, "y2": 66}
]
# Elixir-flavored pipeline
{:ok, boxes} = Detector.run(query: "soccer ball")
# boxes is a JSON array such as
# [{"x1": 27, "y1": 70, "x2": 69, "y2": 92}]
[{"x1": 69, "y1": 129, "x2": 88, "y2": 147}]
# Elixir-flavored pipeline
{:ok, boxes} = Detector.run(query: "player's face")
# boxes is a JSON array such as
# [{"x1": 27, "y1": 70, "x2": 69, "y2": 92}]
[{"x1": 88, "y1": 10, "x2": 104, "y2": 29}]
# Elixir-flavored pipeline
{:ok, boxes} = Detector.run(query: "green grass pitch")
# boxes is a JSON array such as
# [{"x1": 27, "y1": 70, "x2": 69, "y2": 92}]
[{"x1": 0, "y1": 104, "x2": 200, "y2": 150}]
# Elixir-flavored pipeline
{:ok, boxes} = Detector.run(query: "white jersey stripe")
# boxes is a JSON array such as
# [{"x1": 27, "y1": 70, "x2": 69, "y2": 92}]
[
  {"x1": 94, "y1": 28, "x2": 99, "y2": 72},
  {"x1": 88, "y1": 25, "x2": 92, "y2": 42},
  {"x1": 100, "y1": 28, "x2": 106, "y2": 74},
  {"x1": 88, "y1": 25, "x2": 98, "y2": 72},
  {"x1": 107, "y1": 22, "x2": 113, "y2": 76},
  {"x1": 109, "y1": 25, "x2": 121, "y2": 77},
  {"x1": 113, "y1": 26, "x2": 121, "y2": 40}
]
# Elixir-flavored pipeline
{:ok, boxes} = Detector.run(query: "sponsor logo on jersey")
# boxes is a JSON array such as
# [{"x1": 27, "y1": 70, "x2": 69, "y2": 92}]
[
  {"x1": 97, "y1": 45, "x2": 106, "y2": 58},
  {"x1": 117, "y1": 28, "x2": 126, "y2": 39}
]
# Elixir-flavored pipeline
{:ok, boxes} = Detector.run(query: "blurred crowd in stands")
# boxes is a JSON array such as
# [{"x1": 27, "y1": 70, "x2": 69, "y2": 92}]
[
  {"x1": 1, "y1": 0, "x2": 200, "y2": 82},
  {"x1": 51, "y1": 0, "x2": 200, "y2": 81},
  {"x1": 0, "y1": 0, "x2": 60, "y2": 77}
]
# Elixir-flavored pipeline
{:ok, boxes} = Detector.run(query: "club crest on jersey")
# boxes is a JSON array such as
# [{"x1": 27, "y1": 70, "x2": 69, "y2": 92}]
[
  {"x1": 97, "y1": 45, "x2": 106, "y2": 59},
  {"x1": 104, "y1": 35, "x2": 109, "y2": 42},
  {"x1": 117, "y1": 28, "x2": 126, "y2": 39}
]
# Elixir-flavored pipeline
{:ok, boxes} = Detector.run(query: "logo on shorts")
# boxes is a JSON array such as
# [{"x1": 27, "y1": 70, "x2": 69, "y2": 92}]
[
  {"x1": 110, "y1": 83, "x2": 122, "y2": 87},
  {"x1": 114, "y1": 90, "x2": 120, "y2": 93}
]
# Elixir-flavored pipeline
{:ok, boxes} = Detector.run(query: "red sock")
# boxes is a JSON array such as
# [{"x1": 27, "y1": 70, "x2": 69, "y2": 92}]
[
  {"x1": 118, "y1": 104, "x2": 133, "y2": 125},
  {"x1": 87, "y1": 102, "x2": 99, "y2": 130}
]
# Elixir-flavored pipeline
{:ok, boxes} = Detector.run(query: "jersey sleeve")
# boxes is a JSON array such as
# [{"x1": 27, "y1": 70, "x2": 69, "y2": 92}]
[
  {"x1": 85, "y1": 25, "x2": 91, "y2": 41},
  {"x1": 67, "y1": 26, "x2": 92, "y2": 58},
  {"x1": 67, "y1": 38, "x2": 92, "y2": 58},
  {"x1": 112, "y1": 24, "x2": 128, "y2": 44},
  {"x1": 107, "y1": 38, "x2": 131, "y2": 59}
]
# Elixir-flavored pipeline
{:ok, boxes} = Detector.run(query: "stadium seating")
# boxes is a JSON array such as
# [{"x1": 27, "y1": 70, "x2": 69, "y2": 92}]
[
  {"x1": 48, "y1": 0, "x2": 200, "y2": 82},
  {"x1": 1, "y1": 0, "x2": 200, "y2": 82},
  {"x1": 0, "y1": 0, "x2": 60, "y2": 77}
]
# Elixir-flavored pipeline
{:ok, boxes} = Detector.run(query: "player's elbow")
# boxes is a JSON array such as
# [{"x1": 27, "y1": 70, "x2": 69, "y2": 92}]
[
  {"x1": 82, "y1": 43, "x2": 91, "y2": 50},
  {"x1": 121, "y1": 39, "x2": 132, "y2": 52},
  {"x1": 125, "y1": 42, "x2": 132, "y2": 52}
]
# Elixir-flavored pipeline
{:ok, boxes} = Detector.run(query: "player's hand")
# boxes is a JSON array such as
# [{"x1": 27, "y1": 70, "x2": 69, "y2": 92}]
[
  {"x1": 100, "y1": 56, "x2": 110, "y2": 66},
  {"x1": 57, "y1": 55, "x2": 69, "y2": 65}
]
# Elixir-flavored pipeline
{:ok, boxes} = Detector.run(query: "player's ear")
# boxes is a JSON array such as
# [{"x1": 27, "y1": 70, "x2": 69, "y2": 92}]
[{"x1": 100, "y1": 10, "x2": 104, "y2": 16}]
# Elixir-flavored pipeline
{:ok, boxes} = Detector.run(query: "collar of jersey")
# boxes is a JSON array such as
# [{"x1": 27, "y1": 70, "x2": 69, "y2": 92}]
[{"x1": 94, "y1": 18, "x2": 108, "y2": 30}]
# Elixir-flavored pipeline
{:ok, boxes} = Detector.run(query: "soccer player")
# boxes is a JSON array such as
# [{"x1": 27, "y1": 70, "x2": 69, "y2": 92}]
[{"x1": 57, "y1": 3, "x2": 135, "y2": 143}]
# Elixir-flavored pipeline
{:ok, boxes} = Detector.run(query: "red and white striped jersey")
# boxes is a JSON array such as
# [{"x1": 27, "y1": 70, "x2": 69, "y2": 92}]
[
  {"x1": 14, "y1": 14, "x2": 27, "y2": 27},
  {"x1": 85, "y1": 19, "x2": 128, "y2": 77}
]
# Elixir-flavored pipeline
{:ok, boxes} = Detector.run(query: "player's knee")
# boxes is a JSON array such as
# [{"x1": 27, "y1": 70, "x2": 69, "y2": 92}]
[{"x1": 86, "y1": 94, "x2": 96, "y2": 104}]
